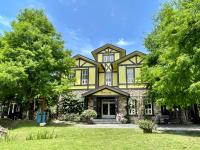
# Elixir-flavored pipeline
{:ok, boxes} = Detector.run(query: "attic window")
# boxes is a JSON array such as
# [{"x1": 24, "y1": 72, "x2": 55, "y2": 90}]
[{"x1": 103, "y1": 54, "x2": 114, "y2": 62}]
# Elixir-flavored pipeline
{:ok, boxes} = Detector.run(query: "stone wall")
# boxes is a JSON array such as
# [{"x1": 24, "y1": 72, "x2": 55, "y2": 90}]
[
  {"x1": 69, "y1": 89, "x2": 160, "y2": 123},
  {"x1": 70, "y1": 90, "x2": 89, "y2": 98},
  {"x1": 118, "y1": 96, "x2": 127, "y2": 115},
  {"x1": 122, "y1": 89, "x2": 159, "y2": 123},
  {"x1": 88, "y1": 96, "x2": 94, "y2": 109}
]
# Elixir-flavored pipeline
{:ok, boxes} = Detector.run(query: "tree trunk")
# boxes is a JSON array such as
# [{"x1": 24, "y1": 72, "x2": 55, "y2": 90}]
[
  {"x1": 192, "y1": 104, "x2": 200, "y2": 123},
  {"x1": 56, "y1": 95, "x2": 62, "y2": 119},
  {"x1": 178, "y1": 107, "x2": 187, "y2": 124},
  {"x1": 28, "y1": 101, "x2": 35, "y2": 120}
]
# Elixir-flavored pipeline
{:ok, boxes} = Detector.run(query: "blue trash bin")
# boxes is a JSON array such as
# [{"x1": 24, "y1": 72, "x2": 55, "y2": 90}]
[
  {"x1": 42, "y1": 112, "x2": 46, "y2": 123},
  {"x1": 37, "y1": 112, "x2": 41, "y2": 124},
  {"x1": 37, "y1": 111, "x2": 46, "y2": 124}
]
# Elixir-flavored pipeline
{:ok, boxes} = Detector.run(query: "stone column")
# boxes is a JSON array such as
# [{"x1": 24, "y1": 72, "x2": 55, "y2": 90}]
[
  {"x1": 93, "y1": 97, "x2": 97, "y2": 111},
  {"x1": 115, "y1": 97, "x2": 119, "y2": 114},
  {"x1": 138, "y1": 96, "x2": 144, "y2": 120}
]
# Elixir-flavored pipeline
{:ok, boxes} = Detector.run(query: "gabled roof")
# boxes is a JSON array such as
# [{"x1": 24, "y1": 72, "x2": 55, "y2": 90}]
[
  {"x1": 82, "y1": 85, "x2": 130, "y2": 97},
  {"x1": 112, "y1": 50, "x2": 146, "y2": 66},
  {"x1": 73, "y1": 54, "x2": 99, "y2": 65},
  {"x1": 91, "y1": 44, "x2": 126, "y2": 59}
]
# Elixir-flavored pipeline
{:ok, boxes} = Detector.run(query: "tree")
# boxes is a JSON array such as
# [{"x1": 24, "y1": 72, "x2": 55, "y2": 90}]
[
  {"x1": 143, "y1": 0, "x2": 200, "y2": 123},
  {"x1": 0, "y1": 8, "x2": 75, "y2": 119}
]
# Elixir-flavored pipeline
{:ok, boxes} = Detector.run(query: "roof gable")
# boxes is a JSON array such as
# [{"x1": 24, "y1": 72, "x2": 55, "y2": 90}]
[
  {"x1": 73, "y1": 54, "x2": 99, "y2": 66},
  {"x1": 82, "y1": 85, "x2": 130, "y2": 97},
  {"x1": 113, "y1": 51, "x2": 146, "y2": 66},
  {"x1": 92, "y1": 44, "x2": 126, "y2": 60}
]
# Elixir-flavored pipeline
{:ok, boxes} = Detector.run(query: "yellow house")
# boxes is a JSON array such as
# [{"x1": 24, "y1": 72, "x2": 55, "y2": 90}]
[{"x1": 70, "y1": 44, "x2": 154, "y2": 122}]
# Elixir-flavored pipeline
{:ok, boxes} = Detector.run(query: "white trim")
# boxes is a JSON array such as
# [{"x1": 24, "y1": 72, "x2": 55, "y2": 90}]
[{"x1": 101, "y1": 100, "x2": 115, "y2": 118}]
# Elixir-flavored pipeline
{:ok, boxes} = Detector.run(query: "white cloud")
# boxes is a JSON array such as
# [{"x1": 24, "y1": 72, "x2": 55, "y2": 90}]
[
  {"x1": 116, "y1": 38, "x2": 135, "y2": 46},
  {"x1": 0, "y1": 15, "x2": 11, "y2": 27},
  {"x1": 63, "y1": 27, "x2": 95, "y2": 57}
]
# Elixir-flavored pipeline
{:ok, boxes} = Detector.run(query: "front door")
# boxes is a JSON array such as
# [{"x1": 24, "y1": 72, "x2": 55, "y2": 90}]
[{"x1": 102, "y1": 100, "x2": 115, "y2": 118}]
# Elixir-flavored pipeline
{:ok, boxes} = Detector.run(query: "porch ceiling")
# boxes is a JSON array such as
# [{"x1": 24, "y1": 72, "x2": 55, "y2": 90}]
[{"x1": 82, "y1": 85, "x2": 130, "y2": 97}]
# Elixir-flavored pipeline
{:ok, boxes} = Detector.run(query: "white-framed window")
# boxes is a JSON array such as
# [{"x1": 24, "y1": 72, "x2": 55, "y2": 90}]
[
  {"x1": 129, "y1": 98, "x2": 137, "y2": 115},
  {"x1": 81, "y1": 70, "x2": 88, "y2": 85},
  {"x1": 103, "y1": 55, "x2": 114, "y2": 62},
  {"x1": 103, "y1": 55, "x2": 108, "y2": 62},
  {"x1": 105, "y1": 72, "x2": 112, "y2": 86},
  {"x1": 144, "y1": 103, "x2": 153, "y2": 115},
  {"x1": 68, "y1": 73, "x2": 75, "y2": 79},
  {"x1": 110, "y1": 55, "x2": 114, "y2": 62},
  {"x1": 127, "y1": 68, "x2": 135, "y2": 83}
]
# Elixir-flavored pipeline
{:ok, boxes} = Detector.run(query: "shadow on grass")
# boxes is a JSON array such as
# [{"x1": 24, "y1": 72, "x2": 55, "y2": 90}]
[
  {"x1": 160, "y1": 130, "x2": 200, "y2": 137},
  {"x1": 0, "y1": 119, "x2": 75, "y2": 130}
]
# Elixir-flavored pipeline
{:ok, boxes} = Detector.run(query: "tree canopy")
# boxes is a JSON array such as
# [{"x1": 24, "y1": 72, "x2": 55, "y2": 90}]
[
  {"x1": 143, "y1": 0, "x2": 200, "y2": 109},
  {"x1": 0, "y1": 8, "x2": 75, "y2": 114}
]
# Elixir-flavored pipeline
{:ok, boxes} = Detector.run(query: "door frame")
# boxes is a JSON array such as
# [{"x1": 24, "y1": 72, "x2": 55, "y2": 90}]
[{"x1": 101, "y1": 99, "x2": 115, "y2": 118}]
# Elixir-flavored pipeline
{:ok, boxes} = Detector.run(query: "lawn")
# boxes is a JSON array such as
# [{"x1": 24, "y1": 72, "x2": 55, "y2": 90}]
[{"x1": 0, "y1": 121, "x2": 200, "y2": 150}]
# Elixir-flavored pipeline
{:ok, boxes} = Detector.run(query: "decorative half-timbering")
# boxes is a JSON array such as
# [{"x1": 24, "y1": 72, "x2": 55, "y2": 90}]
[{"x1": 69, "y1": 44, "x2": 154, "y2": 123}]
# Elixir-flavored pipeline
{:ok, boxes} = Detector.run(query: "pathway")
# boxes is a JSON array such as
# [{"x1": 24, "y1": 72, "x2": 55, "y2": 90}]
[{"x1": 75, "y1": 123, "x2": 200, "y2": 132}]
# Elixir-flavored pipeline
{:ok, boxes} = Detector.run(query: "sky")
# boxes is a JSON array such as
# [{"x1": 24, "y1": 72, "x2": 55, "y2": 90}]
[{"x1": 0, "y1": 0, "x2": 167, "y2": 58}]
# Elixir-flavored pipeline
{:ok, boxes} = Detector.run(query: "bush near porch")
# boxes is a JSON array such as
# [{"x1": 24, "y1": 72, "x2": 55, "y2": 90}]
[{"x1": 80, "y1": 109, "x2": 97, "y2": 124}]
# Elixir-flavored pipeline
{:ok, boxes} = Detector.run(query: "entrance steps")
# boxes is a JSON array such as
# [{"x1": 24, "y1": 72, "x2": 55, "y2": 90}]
[{"x1": 93, "y1": 119, "x2": 120, "y2": 124}]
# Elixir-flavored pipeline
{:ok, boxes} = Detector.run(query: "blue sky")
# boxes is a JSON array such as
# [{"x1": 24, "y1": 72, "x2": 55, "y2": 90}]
[{"x1": 0, "y1": 0, "x2": 167, "y2": 58}]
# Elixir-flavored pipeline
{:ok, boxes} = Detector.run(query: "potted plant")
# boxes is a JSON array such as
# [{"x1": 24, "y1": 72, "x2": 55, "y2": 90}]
[{"x1": 138, "y1": 119, "x2": 155, "y2": 133}]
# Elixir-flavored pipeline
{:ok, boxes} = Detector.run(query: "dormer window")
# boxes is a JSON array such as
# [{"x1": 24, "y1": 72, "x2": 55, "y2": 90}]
[{"x1": 103, "y1": 54, "x2": 114, "y2": 62}]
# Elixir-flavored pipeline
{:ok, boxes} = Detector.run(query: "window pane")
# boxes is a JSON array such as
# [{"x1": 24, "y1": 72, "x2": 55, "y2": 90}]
[
  {"x1": 103, "y1": 56, "x2": 108, "y2": 62},
  {"x1": 127, "y1": 68, "x2": 134, "y2": 83},
  {"x1": 103, "y1": 55, "x2": 114, "y2": 62},
  {"x1": 106, "y1": 72, "x2": 112, "y2": 86},
  {"x1": 110, "y1": 104, "x2": 115, "y2": 115},
  {"x1": 82, "y1": 70, "x2": 88, "y2": 85},
  {"x1": 69, "y1": 73, "x2": 75, "y2": 79},
  {"x1": 144, "y1": 103, "x2": 153, "y2": 115},
  {"x1": 129, "y1": 98, "x2": 137, "y2": 115},
  {"x1": 110, "y1": 55, "x2": 114, "y2": 62}
]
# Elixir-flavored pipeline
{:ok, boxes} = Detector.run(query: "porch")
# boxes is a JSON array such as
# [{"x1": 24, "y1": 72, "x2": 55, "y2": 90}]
[{"x1": 82, "y1": 86, "x2": 130, "y2": 119}]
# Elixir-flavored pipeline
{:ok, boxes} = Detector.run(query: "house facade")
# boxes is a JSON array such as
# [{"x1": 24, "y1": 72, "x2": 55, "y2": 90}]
[{"x1": 70, "y1": 44, "x2": 157, "y2": 123}]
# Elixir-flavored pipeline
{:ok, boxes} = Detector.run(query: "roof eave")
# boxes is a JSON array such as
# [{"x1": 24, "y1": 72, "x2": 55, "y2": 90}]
[{"x1": 82, "y1": 86, "x2": 130, "y2": 97}]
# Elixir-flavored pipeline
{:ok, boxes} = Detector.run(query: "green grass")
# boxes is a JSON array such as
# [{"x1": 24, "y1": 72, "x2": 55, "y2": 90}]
[{"x1": 0, "y1": 121, "x2": 200, "y2": 150}]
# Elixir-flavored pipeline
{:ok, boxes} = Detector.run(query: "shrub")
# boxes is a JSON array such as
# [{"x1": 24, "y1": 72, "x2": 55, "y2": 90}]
[
  {"x1": 0, "y1": 133, "x2": 15, "y2": 142},
  {"x1": 80, "y1": 109, "x2": 97, "y2": 124},
  {"x1": 138, "y1": 119, "x2": 154, "y2": 133},
  {"x1": 61, "y1": 94, "x2": 84, "y2": 114},
  {"x1": 58, "y1": 113, "x2": 81, "y2": 122},
  {"x1": 26, "y1": 130, "x2": 57, "y2": 140},
  {"x1": 120, "y1": 118, "x2": 128, "y2": 124}
]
